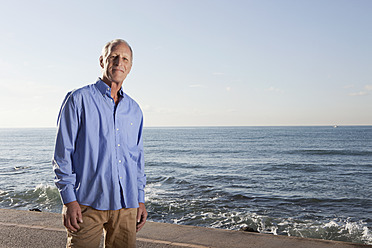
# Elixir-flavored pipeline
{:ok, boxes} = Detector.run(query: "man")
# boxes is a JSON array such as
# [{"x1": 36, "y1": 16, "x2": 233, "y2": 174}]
[{"x1": 53, "y1": 39, "x2": 147, "y2": 248}]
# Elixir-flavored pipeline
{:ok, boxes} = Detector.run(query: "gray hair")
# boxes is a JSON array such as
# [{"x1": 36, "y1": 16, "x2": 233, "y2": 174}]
[{"x1": 101, "y1": 39, "x2": 133, "y2": 61}]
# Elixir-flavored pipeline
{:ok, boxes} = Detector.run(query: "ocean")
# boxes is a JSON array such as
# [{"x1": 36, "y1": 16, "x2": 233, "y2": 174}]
[{"x1": 0, "y1": 126, "x2": 371, "y2": 245}]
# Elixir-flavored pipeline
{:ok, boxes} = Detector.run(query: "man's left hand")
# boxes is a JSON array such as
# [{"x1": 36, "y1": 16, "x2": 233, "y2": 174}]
[{"x1": 136, "y1": 202, "x2": 147, "y2": 232}]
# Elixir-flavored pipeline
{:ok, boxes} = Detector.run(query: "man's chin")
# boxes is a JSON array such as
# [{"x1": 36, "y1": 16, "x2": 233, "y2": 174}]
[
  {"x1": 102, "y1": 76, "x2": 126, "y2": 86},
  {"x1": 112, "y1": 76, "x2": 126, "y2": 85},
  {"x1": 111, "y1": 72, "x2": 126, "y2": 82}
]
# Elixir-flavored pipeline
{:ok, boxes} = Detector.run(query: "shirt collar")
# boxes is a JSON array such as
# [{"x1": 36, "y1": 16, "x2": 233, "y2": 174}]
[{"x1": 95, "y1": 78, "x2": 125, "y2": 98}]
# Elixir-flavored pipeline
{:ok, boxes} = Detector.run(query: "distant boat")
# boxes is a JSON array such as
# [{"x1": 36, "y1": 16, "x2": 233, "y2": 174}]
[{"x1": 333, "y1": 125, "x2": 338, "y2": 128}]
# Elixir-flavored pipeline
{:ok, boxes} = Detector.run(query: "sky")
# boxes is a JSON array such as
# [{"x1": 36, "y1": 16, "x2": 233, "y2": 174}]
[{"x1": 0, "y1": 0, "x2": 371, "y2": 127}]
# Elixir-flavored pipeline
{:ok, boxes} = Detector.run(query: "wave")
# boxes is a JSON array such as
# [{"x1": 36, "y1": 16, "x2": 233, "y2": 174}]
[
  {"x1": 286, "y1": 149, "x2": 372, "y2": 156},
  {"x1": 144, "y1": 178, "x2": 372, "y2": 245},
  {"x1": 0, "y1": 184, "x2": 61, "y2": 212},
  {"x1": 146, "y1": 205, "x2": 372, "y2": 245},
  {"x1": 146, "y1": 161, "x2": 202, "y2": 169}
]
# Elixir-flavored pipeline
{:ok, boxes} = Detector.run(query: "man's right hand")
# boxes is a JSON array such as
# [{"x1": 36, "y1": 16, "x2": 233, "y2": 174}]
[{"x1": 63, "y1": 201, "x2": 83, "y2": 232}]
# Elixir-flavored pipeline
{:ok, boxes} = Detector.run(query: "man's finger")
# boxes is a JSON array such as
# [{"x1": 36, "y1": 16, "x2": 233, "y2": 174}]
[
  {"x1": 137, "y1": 203, "x2": 147, "y2": 222},
  {"x1": 136, "y1": 220, "x2": 146, "y2": 232},
  {"x1": 77, "y1": 209, "x2": 83, "y2": 224},
  {"x1": 70, "y1": 215, "x2": 80, "y2": 230},
  {"x1": 136, "y1": 203, "x2": 147, "y2": 232},
  {"x1": 64, "y1": 215, "x2": 77, "y2": 232},
  {"x1": 63, "y1": 201, "x2": 82, "y2": 232},
  {"x1": 136, "y1": 209, "x2": 142, "y2": 223}
]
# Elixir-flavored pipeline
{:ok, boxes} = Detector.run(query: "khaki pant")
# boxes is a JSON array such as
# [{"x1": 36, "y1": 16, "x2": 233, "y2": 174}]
[{"x1": 65, "y1": 205, "x2": 137, "y2": 248}]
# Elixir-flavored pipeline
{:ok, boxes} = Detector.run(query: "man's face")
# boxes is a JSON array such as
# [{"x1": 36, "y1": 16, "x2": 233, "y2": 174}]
[{"x1": 100, "y1": 42, "x2": 132, "y2": 85}]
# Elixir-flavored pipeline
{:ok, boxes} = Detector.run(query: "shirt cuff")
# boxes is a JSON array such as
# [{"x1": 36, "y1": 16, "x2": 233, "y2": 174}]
[
  {"x1": 59, "y1": 185, "x2": 77, "y2": 205},
  {"x1": 138, "y1": 189, "x2": 145, "y2": 203}
]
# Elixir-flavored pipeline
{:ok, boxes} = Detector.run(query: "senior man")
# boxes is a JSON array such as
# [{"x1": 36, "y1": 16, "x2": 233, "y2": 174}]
[{"x1": 53, "y1": 39, "x2": 147, "y2": 248}]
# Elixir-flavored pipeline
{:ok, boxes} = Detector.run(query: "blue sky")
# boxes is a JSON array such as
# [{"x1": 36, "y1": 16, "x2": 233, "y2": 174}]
[{"x1": 1, "y1": 0, "x2": 371, "y2": 127}]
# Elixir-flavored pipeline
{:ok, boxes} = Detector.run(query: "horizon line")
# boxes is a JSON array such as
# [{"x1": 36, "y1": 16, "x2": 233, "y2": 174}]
[{"x1": 0, "y1": 124, "x2": 371, "y2": 129}]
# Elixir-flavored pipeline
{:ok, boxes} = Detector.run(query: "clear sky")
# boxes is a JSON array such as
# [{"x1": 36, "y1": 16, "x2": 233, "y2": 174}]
[{"x1": 1, "y1": 0, "x2": 371, "y2": 127}]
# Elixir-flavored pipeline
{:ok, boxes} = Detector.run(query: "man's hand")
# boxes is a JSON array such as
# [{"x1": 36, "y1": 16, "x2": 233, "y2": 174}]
[
  {"x1": 136, "y1": 202, "x2": 147, "y2": 232},
  {"x1": 63, "y1": 201, "x2": 83, "y2": 232}
]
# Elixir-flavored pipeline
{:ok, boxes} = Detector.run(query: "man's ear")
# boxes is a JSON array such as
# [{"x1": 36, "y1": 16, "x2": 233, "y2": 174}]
[{"x1": 99, "y1": 56, "x2": 104, "y2": 68}]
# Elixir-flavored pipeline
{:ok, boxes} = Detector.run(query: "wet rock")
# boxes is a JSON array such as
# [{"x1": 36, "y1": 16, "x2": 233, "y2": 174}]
[
  {"x1": 29, "y1": 208, "x2": 42, "y2": 212},
  {"x1": 240, "y1": 226, "x2": 259, "y2": 233}
]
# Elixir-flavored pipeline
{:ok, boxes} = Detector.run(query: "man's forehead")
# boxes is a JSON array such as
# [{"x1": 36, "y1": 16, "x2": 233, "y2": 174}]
[{"x1": 109, "y1": 43, "x2": 131, "y2": 55}]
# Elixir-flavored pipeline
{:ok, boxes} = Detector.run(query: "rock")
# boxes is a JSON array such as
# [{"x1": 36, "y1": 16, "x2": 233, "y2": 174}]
[
  {"x1": 240, "y1": 226, "x2": 259, "y2": 233},
  {"x1": 29, "y1": 208, "x2": 42, "y2": 212}
]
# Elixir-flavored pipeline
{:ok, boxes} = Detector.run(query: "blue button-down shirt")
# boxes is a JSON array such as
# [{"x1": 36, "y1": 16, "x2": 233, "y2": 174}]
[{"x1": 53, "y1": 79, "x2": 146, "y2": 210}]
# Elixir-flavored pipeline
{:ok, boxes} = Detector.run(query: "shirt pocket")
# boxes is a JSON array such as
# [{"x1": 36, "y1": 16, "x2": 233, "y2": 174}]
[{"x1": 125, "y1": 120, "x2": 140, "y2": 156}]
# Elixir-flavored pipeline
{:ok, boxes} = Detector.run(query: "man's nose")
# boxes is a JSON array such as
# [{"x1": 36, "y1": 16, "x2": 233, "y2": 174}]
[{"x1": 114, "y1": 57, "x2": 123, "y2": 66}]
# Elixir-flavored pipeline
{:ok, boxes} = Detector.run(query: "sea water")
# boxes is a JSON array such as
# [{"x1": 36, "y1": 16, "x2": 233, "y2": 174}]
[{"x1": 0, "y1": 126, "x2": 371, "y2": 244}]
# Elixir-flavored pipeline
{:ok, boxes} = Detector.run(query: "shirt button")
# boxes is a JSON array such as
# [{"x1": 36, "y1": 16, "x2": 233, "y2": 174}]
[
  {"x1": 120, "y1": 177, "x2": 123, "y2": 179},
  {"x1": 116, "y1": 128, "x2": 119, "y2": 131},
  {"x1": 119, "y1": 160, "x2": 122, "y2": 163},
  {"x1": 117, "y1": 144, "x2": 120, "y2": 147}
]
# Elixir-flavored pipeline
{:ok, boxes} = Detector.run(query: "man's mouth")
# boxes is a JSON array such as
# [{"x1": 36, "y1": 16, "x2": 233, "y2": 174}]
[{"x1": 113, "y1": 68, "x2": 124, "y2": 73}]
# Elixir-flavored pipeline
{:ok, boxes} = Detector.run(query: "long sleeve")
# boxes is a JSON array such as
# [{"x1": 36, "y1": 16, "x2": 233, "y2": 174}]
[
  {"x1": 137, "y1": 116, "x2": 146, "y2": 203},
  {"x1": 52, "y1": 92, "x2": 80, "y2": 205}
]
